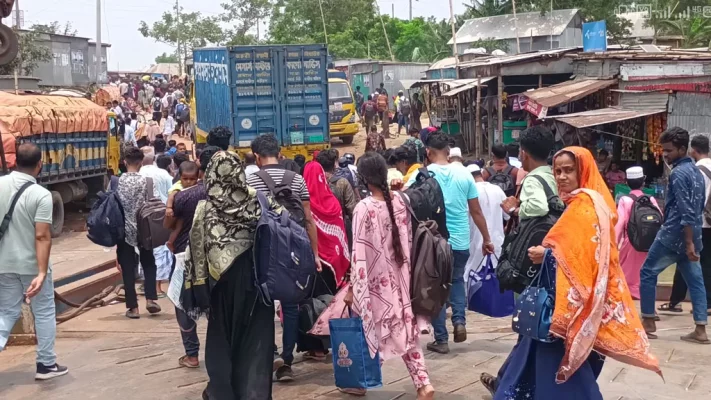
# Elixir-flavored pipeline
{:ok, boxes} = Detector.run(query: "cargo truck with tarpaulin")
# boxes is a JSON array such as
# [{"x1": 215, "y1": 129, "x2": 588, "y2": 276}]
[
  {"x1": 192, "y1": 45, "x2": 331, "y2": 158},
  {"x1": 0, "y1": 92, "x2": 118, "y2": 237}
]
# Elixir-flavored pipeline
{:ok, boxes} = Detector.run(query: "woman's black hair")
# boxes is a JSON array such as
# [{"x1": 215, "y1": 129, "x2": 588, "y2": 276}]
[{"x1": 357, "y1": 152, "x2": 405, "y2": 266}]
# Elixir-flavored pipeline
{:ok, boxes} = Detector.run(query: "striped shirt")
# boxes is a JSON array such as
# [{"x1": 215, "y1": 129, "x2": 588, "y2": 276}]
[{"x1": 246, "y1": 165, "x2": 310, "y2": 201}]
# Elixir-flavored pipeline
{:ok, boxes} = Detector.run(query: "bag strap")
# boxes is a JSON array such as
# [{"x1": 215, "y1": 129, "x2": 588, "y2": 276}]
[
  {"x1": 0, "y1": 181, "x2": 34, "y2": 240},
  {"x1": 503, "y1": 165, "x2": 514, "y2": 176},
  {"x1": 627, "y1": 193, "x2": 638, "y2": 202},
  {"x1": 254, "y1": 170, "x2": 279, "y2": 195},
  {"x1": 398, "y1": 192, "x2": 420, "y2": 224},
  {"x1": 144, "y1": 177, "x2": 154, "y2": 200},
  {"x1": 281, "y1": 169, "x2": 297, "y2": 189},
  {"x1": 529, "y1": 174, "x2": 555, "y2": 200},
  {"x1": 485, "y1": 167, "x2": 496, "y2": 177},
  {"x1": 700, "y1": 165, "x2": 711, "y2": 181}
]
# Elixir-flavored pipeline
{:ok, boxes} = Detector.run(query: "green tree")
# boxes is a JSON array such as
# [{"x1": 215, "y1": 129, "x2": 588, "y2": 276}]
[
  {"x1": 461, "y1": 0, "x2": 514, "y2": 19},
  {"x1": 0, "y1": 30, "x2": 53, "y2": 75},
  {"x1": 155, "y1": 52, "x2": 179, "y2": 64},
  {"x1": 139, "y1": 6, "x2": 223, "y2": 65},
  {"x1": 221, "y1": 0, "x2": 272, "y2": 45},
  {"x1": 529, "y1": 0, "x2": 634, "y2": 44},
  {"x1": 29, "y1": 21, "x2": 78, "y2": 36},
  {"x1": 661, "y1": 16, "x2": 711, "y2": 48}
]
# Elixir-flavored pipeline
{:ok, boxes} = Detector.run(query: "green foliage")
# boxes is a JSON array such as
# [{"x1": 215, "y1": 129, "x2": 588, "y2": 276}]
[
  {"x1": 221, "y1": 0, "x2": 272, "y2": 45},
  {"x1": 155, "y1": 52, "x2": 179, "y2": 64},
  {"x1": 529, "y1": 0, "x2": 633, "y2": 43},
  {"x1": 0, "y1": 29, "x2": 53, "y2": 76},
  {"x1": 29, "y1": 21, "x2": 78, "y2": 36},
  {"x1": 139, "y1": 6, "x2": 223, "y2": 59}
]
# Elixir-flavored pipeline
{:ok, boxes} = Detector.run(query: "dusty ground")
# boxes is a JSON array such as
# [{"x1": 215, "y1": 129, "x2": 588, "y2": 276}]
[{"x1": 1, "y1": 300, "x2": 708, "y2": 400}]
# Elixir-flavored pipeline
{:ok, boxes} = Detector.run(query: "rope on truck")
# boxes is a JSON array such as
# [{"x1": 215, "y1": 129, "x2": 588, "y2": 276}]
[{"x1": 54, "y1": 285, "x2": 126, "y2": 323}]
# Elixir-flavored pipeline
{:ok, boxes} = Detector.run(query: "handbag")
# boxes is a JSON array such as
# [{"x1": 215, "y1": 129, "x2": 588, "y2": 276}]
[
  {"x1": 329, "y1": 310, "x2": 382, "y2": 390},
  {"x1": 511, "y1": 253, "x2": 555, "y2": 342},
  {"x1": 467, "y1": 255, "x2": 515, "y2": 318}
]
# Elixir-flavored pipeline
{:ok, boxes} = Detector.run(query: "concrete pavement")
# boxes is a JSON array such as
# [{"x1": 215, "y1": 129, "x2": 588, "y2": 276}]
[{"x1": 2, "y1": 298, "x2": 710, "y2": 400}]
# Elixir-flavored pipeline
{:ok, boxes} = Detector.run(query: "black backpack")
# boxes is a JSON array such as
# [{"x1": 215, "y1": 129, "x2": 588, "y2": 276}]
[
  {"x1": 626, "y1": 194, "x2": 662, "y2": 252},
  {"x1": 152, "y1": 98, "x2": 162, "y2": 113},
  {"x1": 364, "y1": 102, "x2": 376, "y2": 118},
  {"x1": 254, "y1": 169, "x2": 306, "y2": 227},
  {"x1": 404, "y1": 167, "x2": 449, "y2": 240},
  {"x1": 401, "y1": 193, "x2": 454, "y2": 318},
  {"x1": 400, "y1": 98, "x2": 411, "y2": 116},
  {"x1": 497, "y1": 175, "x2": 565, "y2": 293},
  {"x1": 486, "y1": 165, "x2": 517, "y2": 197},
  {"x1": 87, "y1": 178, "x2": 125, "y2": 247}
]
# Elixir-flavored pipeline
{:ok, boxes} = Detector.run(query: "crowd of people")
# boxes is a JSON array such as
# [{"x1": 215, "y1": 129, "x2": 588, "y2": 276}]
[
  {"x1": 357, "y1": 83, "x2": 424, "y2": 139},
  {"x1": 4, "y1": 109, "x2": 711, "y2": 399}
]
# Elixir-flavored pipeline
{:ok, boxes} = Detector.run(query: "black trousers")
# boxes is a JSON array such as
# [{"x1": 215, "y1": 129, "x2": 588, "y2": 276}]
[
  {"x1": 670, "y1": 228, "x2": 711, "y2": 307},
  {"x1": 116, "y1": 241, "x2": 158, "y2": 309}
]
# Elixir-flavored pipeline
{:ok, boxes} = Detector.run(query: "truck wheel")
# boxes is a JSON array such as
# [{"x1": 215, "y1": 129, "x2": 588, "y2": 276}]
[
  {"x1": 341, "y1": 136, "x2": 354, "y2": 145},
  {"x1": 0, "y1": 24, "x2": 19, "y2": 65},
  {"x1": 50, "y1": 191, "x2": 65, "y2": 238}
]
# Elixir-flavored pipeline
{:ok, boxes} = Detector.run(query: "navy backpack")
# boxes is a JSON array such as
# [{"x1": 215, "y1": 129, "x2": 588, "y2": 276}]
[
  {"x1": 253, "y1": 191, "x2": 316, "y2": 306},
  {"x1": 87, "y1": 177, "x2": 125, "y2": 247}
]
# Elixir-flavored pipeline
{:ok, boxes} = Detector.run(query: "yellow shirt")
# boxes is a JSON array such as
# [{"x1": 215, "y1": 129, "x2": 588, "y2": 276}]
[
  {"x1": 403, "y1": 163, "x2": 422, "y2": 183},
  {"x1": 169, "y1": 181, "x2": 183, "y2": 193}
]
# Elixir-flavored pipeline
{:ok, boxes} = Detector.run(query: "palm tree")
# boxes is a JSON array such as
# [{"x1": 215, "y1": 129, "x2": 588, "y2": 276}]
[
  {"x1": 661, "y1": 17, "x2": 711, "y2": 48},
  {"x1": 461, "y1": 0, "x2": 514, "y2": 19}
]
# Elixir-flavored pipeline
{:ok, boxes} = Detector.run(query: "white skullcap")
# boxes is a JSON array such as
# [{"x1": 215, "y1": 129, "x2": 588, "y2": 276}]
[
  {"x1": 467, "y1": 164, "x2": 481, "y2": 173},
  {"x1": 626, "y1": 166, "x2": 644, "y2": 180},
  {"x1": 450, "y1": 147, "x2": 462, "y2": 158}
]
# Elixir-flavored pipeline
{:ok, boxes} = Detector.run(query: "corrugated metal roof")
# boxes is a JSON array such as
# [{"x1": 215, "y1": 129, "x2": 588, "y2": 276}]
[
  {"x1": 668, "y1": 92, "x2": 711, "y2": 135},
  {"x1": 428, "y1": 57, "x2": 457, "y2": 71},
  {"x1": 442, "y1": 77, "x2": 495, "y2": 96},
  {"x1": 144, "y1": 63, "x2": 181, "y2": 75},
  {"x1": 524, "y1": 79, "x2": 616, "y2": 108},
  {"x1": 547, "y1": 107, "x2": 665, "y2": 128},
  {"x1": 449, "y1": 9, "x2": 579, "y2": 45},
  {"x1": 458, "y1": 48, "x2": 578, "y2": 70},
  {"x1": 618, "y1": 91, "x2": 669, "y2": 111}
]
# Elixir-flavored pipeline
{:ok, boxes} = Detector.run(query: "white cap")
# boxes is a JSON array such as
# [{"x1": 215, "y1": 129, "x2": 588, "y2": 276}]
[
  {"x1": 626, "y1": 166, "x2": 644, "y2": 180},
  {"x1": 450, "y1": 147, "x2": 462, "y2": 158},
  {"x1": 467, "y1": 164, "x2": 481, "y2": 173}
]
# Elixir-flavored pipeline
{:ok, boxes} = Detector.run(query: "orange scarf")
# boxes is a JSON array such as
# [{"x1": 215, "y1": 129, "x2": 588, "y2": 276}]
[{"x1": 543, "y1": 147, "x2": 661, "y2": 383}]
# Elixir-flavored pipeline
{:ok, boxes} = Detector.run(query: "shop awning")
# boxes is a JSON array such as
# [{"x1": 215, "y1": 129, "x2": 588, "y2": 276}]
[
  {"x1": 441, "y1": 77, "x2": 495, "y2": 97},
  {"x1": 546, "y1": 107, "x2": 665, "y2": 128},
  {"x1": 400, "y1": 79, "x2": 449, "y2": 90},
  {"x1": 523, "y1": 79, "x2": 618, "y2": 118}
]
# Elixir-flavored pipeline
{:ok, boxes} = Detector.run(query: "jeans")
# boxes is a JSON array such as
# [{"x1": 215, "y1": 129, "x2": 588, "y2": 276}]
[
  {"x1": 640, "y1": 239, "x2": 708, "y2": 325},
  {"x1": 669, "y1": 228, "x2": 711, "y2": 307},
  {"x1": 170, "y1": 254, "x2": 199, "y2": 357},
  {"x1": 0, "y1": 271, "x2": 57, "y2": 366},
  {"x1": 280, "y1": 303, "x2": 299, "y2": 365},
  {"x1": 398, "y1": 114, "x2": 410, "y2": 132},
  {"x1": 116, "y1": 240, "x2": 158, "y2": 309},
  {"x1": 433, "y1": 249, "x2": 470, "y2": 343}
]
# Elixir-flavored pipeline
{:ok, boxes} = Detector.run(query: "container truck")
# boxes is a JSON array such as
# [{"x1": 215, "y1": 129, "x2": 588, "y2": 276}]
[{"x1": 192, "y1": 45, "x2": 331, "y2": 158}]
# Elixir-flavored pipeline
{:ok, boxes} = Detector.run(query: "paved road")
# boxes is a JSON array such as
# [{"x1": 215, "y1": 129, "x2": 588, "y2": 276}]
[{"x1": 2, "y1": 298, "x2": 710, "y2": 400}]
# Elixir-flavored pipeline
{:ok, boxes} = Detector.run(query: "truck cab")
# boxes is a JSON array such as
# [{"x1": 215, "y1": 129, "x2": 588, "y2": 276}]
[{"x1": 328, "y1": 77, "x2": 359, "y2": 145}]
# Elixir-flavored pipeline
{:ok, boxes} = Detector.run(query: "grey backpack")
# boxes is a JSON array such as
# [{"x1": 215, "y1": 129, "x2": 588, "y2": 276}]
[{"x1": 136, "y1": 178, "x2": 171, "y2": 250}]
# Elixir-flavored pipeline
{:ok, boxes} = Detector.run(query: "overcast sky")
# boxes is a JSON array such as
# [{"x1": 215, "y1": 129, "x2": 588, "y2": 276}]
[{"x1": 20, "y1": 0, "x2": 469, "y2": 71}]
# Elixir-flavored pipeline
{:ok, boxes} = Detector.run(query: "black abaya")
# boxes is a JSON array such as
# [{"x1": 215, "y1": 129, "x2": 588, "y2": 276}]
[{"x1": 203, "y1": 251, "x2": 274, "y2": 400}]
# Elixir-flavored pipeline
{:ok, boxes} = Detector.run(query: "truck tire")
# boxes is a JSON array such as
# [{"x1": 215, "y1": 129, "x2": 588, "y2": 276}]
[
  {"x1": 50, "y1": 191, "x2": 64, "y2": 238},
  {"x1": 341, "y1": 135, "x2": 354, "y2": 145},
  {"x1": 0, "y1": 24, "x2": 19, "y2": 65}
]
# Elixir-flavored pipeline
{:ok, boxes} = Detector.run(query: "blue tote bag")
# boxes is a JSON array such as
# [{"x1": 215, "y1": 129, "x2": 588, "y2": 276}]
[
  {"x1": 329, "y1": 313, "x2": 382, "y2": 390},
  {"x1": 467, "y1": 255, "x2": 515, "y2": 318}
]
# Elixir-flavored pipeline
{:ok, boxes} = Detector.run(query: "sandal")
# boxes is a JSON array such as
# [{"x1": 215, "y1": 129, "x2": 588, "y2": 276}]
[
  {"x1": 179, "y1": 355, "x2": 200, "y2": 368},
  {"x1": 338, "y1": 388, "x2": 366, "y2": 396},
  {"x1": 125, "y1": 309, "x2": 140, "y2": 319},
  {"x1": 657, "y1": 303, "x2": 683, "y2": 313},
  {"x1": 680, "y1": 332, "x2": 711, "y2": 344},
  {"x1": 480, "y1": 372, "x2": 497, "y2": 396},
  {"x1": 146, "y1": 302, "x2": 162, "y2": 314}
]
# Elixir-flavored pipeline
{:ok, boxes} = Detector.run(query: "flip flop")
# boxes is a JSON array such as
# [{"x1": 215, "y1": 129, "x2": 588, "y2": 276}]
[
  {"x1": 657, "y1": 303, "x2": 683, "y2": 313},
  {"x1": 680, "y1": 333, "x2": 711, "y2": 344},
  {"x1": 480, "y1": 372, "x2": 497, "y2": 396},
  {"x1": 179, "y1": 355, "x2": 200, "y2": 368}
]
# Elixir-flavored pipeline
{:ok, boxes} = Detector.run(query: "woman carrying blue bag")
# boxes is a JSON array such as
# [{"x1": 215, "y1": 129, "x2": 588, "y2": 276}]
[{"x1": 310, "y1": 152, "x2": 435, "y2": 399}]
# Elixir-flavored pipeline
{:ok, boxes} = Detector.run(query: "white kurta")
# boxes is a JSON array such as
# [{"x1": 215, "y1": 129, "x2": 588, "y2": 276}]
[{"x1": 465, "y1": 181, "x2": 509, "y2": 280}]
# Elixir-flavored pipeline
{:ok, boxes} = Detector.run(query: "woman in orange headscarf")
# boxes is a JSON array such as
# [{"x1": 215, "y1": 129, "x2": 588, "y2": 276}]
[{"x1": 494, "y1": 147, "x2": 661, "y2": 399}]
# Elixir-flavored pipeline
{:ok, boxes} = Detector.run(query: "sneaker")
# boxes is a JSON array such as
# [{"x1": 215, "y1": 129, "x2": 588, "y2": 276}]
[
  {"x1": 273, "y1": 355, "x2": 284, "y2": 372},
  {"x1": 453, "y1": 324, "x2": 467, "y2": 343},
  {"x1": 35, "y1": 363, "x2": 69, "y2": 380},
  {"x1": 275, "y1": 365, "x2": 294, "y2": 382},
  {"x1": 426, "y1": 341, "x2": 450, "y2": 354}
]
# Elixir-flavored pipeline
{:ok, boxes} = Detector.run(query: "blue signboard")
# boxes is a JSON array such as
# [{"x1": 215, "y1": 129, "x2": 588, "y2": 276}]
[{"x1": 583, "y1": 20, "x2": 607, "y2": 52}]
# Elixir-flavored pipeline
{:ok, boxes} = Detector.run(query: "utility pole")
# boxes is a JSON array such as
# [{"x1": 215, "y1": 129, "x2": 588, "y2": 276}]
[
  {"x1": 176, "y1": 0, "x2": 183, "y2": 75},
  {"x1": 448, "y1": 0, "x2": 459, "y2": 78},
  {"x1": 318, "y1": 0, "x2": 328, "y2": 46},
  {"x1": 392, "y1": 3, "x2": 395, "y2": 18},
  {"x1": 95, "y1": 0, "x2": 102, "y2": 84},
  {"x1": 409, "y1": 0, "x2": 413, "y2": 20},
  {"x1": 377, "y1": 5, "x2": 394, "y2": 61},
  {"x1": 13, "y1": 0, "x2": 20, "y2": 94},
  {"x1": 512, "y1": 0, "x2": 520, "y2": 53}
]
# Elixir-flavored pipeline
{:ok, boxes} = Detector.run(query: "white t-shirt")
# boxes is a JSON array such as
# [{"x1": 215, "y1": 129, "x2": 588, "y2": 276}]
[
  {"x1": 139, "y1": 165, "x2": 173, "y2": 204},
  {"x1": 113, "y1": 106, "x2": 124, "y2": 119},
  {"x1": 465, "y1": 181, "x2": 509, "y2": 279},
  {"x1": 163, "y1": 116, "x2": 176, "y2": 135}
]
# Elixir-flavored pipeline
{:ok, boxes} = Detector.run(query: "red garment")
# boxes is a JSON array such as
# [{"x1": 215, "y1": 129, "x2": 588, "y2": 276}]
[{"x1": 302, "y1": 162, "x2": 350, "y2": 287}]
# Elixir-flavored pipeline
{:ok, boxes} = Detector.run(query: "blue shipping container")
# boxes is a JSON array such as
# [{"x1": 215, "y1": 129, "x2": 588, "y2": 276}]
[{"x1": 193, "y1": 45, "x2": 330, "y2": 148}]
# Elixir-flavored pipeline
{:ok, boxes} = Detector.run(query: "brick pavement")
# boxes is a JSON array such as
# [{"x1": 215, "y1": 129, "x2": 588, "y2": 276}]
[{"x1": 1, "y1": 299, "x2": 710, "y2": 400}]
